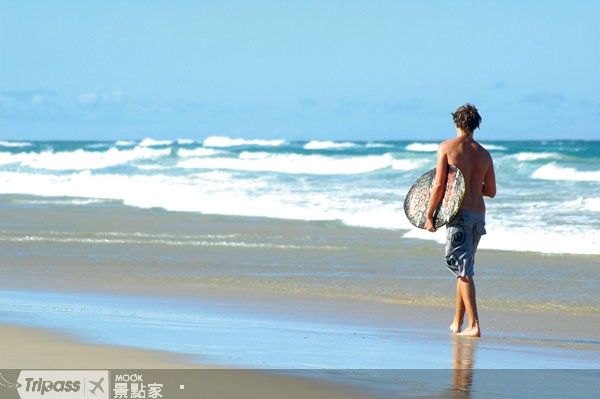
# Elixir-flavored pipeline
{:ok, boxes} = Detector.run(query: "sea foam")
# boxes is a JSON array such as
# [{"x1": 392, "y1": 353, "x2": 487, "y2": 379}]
[
  {"x1": 177, "y1": 153, "x2": 398, "y2": 175},
  {"x1": 514, "y1": 152, "x2": 561, "y2": 161},
  {"x1": 405, "y1": 143, "x2": 438, "y2": 152},
  {"x1": 178, "y1": 148, "x2": 221, "y2": 157},
  {"x1": 0, "y1": 139, "x2": 598, "y2": 256},
  {"x1": 139, "y1": 138, "x2": 173, "y2": 147},
  {"x1": 532, "y1": 163, "x2": 600, "y2": 182},
  {"x1": 480, "y1": 143, "x2": 507, "y2": 151},
  {"x1": 564, "y1": 197, "x2": 600, "y2": 212},
  {"x1": 0, "y1": 147, "x2": 170, "y2": 171},
  {"x1": 303, "y1": 141, "x2": 358, "y2": 150},
  {"x1": 203, "y1": 136, "x2": 286, "y2": 147},
  {"x1": 0, "y1": 141, "x2": 32, "y2": 148}
]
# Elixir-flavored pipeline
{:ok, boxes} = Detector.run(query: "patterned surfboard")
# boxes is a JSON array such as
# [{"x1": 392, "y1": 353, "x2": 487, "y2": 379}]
[{"x1": 403, "y1": 165, "x2": 466, "y2": 229}]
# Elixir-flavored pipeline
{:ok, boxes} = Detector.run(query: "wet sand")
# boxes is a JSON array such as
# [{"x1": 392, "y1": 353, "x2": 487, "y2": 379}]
[
  {"x1": 0, "y1": 325, "x2": 375, "y2": 399},
  {"x1": 1, "y1": 198, "x2": 599, "y2": 397}
]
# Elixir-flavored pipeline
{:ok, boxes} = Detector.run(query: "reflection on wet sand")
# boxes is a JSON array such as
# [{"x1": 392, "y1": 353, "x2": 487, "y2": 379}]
[{"x1": 452, "y1": 336, "x2": 477, "y2": 398}]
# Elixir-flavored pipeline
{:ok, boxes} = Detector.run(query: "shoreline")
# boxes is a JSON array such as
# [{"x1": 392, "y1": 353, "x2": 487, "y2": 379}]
[
  {"x1": 5, "y1": 323, "x2": 596, "y2": 399},
  {"x1": 1, "y1": 200, "x2": 598, "y2": 343},
  {"x1": 2, "y1": 193, "x2": 600, "y2": 258},
  {"x1": 1, "y1": 198, "x2": 598, "y2": 310},
  {"x1": 2, "y1": 286, "x2": 599, "y2": 369},
  {"x1": 3, "y1": 281, "x2": 600, "y2": 345},
  {"x1": 0, "y1": 325, "x2": 378, "y2": 399},
  {"x1": 0, "y1": 199, "x2": 599, "y2": 396}
]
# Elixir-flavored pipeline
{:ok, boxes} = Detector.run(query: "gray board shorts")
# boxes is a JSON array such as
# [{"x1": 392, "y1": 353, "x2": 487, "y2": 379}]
[{"x1": 445, "y1": 209, "x2": 486, "y2": 278}]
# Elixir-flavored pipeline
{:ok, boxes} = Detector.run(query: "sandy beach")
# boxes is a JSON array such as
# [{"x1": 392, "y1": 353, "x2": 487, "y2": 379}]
[
  {"x1": 1, "y1": 198, "x2": 599, "y2": 397},
  {"x1": 0, "y1": 325, "x2": 377, "y2": 399},
  {"x1": 3, "y1": 0, "x2": 600, "y2": 396}
]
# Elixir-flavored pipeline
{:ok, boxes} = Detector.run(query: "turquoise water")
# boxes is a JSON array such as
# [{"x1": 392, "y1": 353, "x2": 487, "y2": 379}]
[{"x1": 0, "y1": 138, "x2": 598, "y2": 254}]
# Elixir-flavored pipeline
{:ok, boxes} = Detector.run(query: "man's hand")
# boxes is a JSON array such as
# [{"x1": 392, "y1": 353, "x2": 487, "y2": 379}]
[{"x1": 425, "y1": 216, "x2": 437, "y2": 232}]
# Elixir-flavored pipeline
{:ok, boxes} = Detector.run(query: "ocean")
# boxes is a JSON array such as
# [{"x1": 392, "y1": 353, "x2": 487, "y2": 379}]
[
  {"x1": 1, "y1": 137, "x2": 599, "y2": 377},
  {"x1": 0, "y1": 137, "x2": 599, "y2": 255}
]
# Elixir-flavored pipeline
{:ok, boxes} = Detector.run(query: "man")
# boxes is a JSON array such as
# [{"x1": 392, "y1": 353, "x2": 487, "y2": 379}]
[{"x1": 425, "y1": 104, "x2": 496, "y2": 337}]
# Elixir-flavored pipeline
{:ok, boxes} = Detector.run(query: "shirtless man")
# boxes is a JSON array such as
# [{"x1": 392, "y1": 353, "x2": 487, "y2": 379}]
[{"x1": 424, "y1": 104, "x2": 496, "y2": 338}]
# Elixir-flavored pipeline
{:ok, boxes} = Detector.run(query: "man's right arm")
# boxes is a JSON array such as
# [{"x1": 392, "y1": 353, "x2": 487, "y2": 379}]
[
  {"x1": 482, "y1": 158, "x2": 496, "y2": 198},
  {"x1": 425, "y1": 143, "x2": 448, "y2": 232}
]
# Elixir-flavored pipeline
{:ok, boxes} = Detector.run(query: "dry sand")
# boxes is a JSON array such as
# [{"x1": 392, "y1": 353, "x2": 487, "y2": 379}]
[{"x1": 0, "y1": 324, "x2": 375, "y2": 399}]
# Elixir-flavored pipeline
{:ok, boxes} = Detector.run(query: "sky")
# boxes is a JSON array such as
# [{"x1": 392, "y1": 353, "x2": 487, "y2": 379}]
[{"x1": 1, "y1": 0, "x2": 599, "y2": 141}]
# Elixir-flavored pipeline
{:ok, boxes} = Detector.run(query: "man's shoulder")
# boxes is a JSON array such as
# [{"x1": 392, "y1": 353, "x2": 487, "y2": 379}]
[
  {"x1": 439, "y1": 137, "x2": 456, "y2": 147},
  {"x1": 439, "y1": 137, "x2": 460, "y2": 150}
]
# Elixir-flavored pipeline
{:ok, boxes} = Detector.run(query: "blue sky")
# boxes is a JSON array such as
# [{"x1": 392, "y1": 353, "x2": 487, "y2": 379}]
[{"x1": 1, "y1": 1, "x2": 599, "y2": 141}]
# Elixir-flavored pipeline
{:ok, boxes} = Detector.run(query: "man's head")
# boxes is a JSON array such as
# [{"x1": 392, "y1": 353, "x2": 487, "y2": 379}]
[{"x1": 452, "y1": 103, "x2": 481, "y2": 135}]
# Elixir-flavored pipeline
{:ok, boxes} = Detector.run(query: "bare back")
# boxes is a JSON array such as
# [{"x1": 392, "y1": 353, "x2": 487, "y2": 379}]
[{"x1": 438, "y1": 135, "x2": 496, "y2": 214}]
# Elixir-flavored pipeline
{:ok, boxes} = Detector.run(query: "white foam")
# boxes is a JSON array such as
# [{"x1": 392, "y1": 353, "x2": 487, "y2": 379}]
[
  {"x1": 178, "y1": 148, "x2": 221, "y2": 157},
  {"x1": 0, "y1": 141, "x2": 32, "y2": 147},
  {"x1": 402, "y1": 227, "x2": 446, "y2": 244},
  {"x1": 563, "y1": 197, "x2": 600, "y2": 212},
  {"x1": 480, "y1": 143, "x2": 507, "y2": 151},
  {"x1": 513, "y1": 152, "x2": 560, "y2": 161},
  {"x1": 406, "y1": 142, "x2": 507, "y2": 152},
  {"x1": 139, "y1": 138, "x2": 173, "y2": 147},
  {"x1": 135, "y1": 164, "x2": 170, "y2": 171},
  {"x1": 391, "y1": 159, "x2": 430, "y2": 171},
  {"x1": 340, "y1": 205, "x2": 411, "y2": 230},
  {"x1": 0, "y1": 170, "x2": 402, "y2": 228},
  {"x1": 9, "y1": 198, "x2": 113, "y2": 206},
  {"x1": 405, "y1": 143, "x2": 438, "y2": 152},
  {"x1": 303, "y1": 141, "x2": 357, "y2": 150},
  {"x1": 176, "y1": 139, "x2": 195, "y2": 145},
  {"x1": 1, "y1": 168, "x2": 597, "y2": 256},
  {"x1": 116, "y1": 141, "x2": 136, "y2": 147},
  {"x1": 0, "y1": 147, "x2": 170, "y2": 171},
  {"x1": 85, "y1": 143, "x2": 110, "y2": 149},
  {"x1": 177, "y1": 153, "x2": 395, "y2": 175},
  {"x1": 480, "y1": 225, "x2": 600, "y2": 255},
  {"x1": 403, "y1": 219, "x2": 600, "y2": 255},
  {"x1": 1, "y1": 234, "x2": 337, "y2": 251},
  {"x1": 532, "y1": 163, "x2": 600, "y2": 182},
  {"x1": 0, "y1": 152, "x2": 23, "y2": 166},
  {"x1": 238, "y1": 151, "x2": 268, "y2": 159},
  {"x1": 203, "y1": 136, "x2": 285, "y2": 147},
  {"x1": 366, "y1": 142, "x2": 394, "y2": 148}
]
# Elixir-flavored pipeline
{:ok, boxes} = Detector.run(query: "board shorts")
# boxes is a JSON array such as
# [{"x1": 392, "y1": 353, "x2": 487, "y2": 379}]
[{"x1": 445, "y1": 209, "x2": 486, "y2": 278}]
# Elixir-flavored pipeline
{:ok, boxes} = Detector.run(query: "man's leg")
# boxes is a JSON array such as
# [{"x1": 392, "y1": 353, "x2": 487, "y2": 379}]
[
  {"x1": 457, "y1": 276, "x2": 480, "y2": 337},
  {"x1": 450, "y1": 279, "x2": 465, "y2": 333}
]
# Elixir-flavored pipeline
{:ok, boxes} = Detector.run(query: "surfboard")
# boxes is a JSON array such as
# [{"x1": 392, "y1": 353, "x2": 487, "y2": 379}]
[{"x1": 403, "y1": 165, "x2": 465, "y2": 229}]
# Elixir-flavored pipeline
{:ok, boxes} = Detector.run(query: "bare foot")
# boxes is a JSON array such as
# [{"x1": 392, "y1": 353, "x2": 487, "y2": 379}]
[
  {"x1": 457, "y1": 326, "x2": 480, "y2": 338},
  {"x1": 449, "y1": 321, "x2": 462, "y2": 334}
]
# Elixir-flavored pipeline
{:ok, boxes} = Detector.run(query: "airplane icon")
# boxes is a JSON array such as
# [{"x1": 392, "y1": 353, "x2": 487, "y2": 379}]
[
  {"x1": 89, "y1": 378, "x2": 105, "y2": 395},
  {"x1": 0, "y1": 372, "x2": 21, "y2": 389}
]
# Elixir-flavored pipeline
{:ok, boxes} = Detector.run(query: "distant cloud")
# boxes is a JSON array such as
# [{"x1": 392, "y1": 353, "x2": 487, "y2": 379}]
[
  {"x1": 78, "y1": 92, "x2": 98, "y2": 105},
  {"x1": 333, "y1": 98, "x2": 426, "y2": 115},
  {"x1": 77, "y1": 90, "x2": 124, "y2": 105},
  {"x1": 0, "y1": 89, "x2": 56, "y2": 105},
  {"x1": 0, "y1": 90, "x2": 59, "y2": 119},
  {"x1": 373, "y1": 98, "x2": 425, "y2": 114},
  {"x1": 298, "y1": 98, "x2": 318, "y2": 109},
  {"x1": 522, "y1": 91, "x2": 566, "y2": 108},
  {"x1": 489, "y1": 82, "x2": 507, "y2": 90}
]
